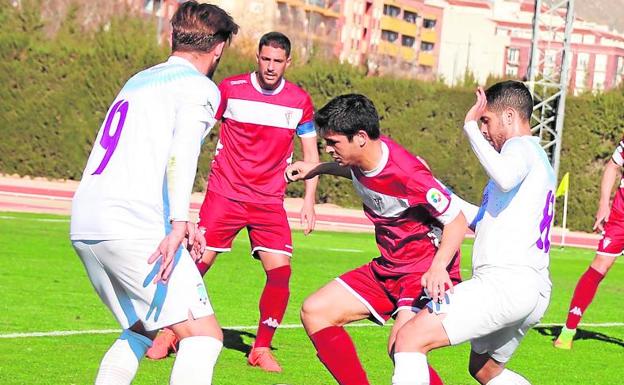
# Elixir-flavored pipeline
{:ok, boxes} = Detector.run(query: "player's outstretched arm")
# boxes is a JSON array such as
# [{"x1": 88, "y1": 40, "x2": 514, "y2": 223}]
[
  {"x1": 594, "y1": 159, "x2": 620, "y2": 232},
  {"x1": 285, "y1": 161, "x2": 352, "y2": 182}
]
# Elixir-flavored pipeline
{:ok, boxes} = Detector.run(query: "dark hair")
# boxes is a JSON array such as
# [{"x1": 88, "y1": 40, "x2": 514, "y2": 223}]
[
  {"x1": 315, "y1": 94, "x2": 380, "y2": 141},
  {"x1": 258, "y1": 31, "x2": 291, "y2": 57},
  {"x1": 485, "y1": 80, "x2": 534, "y2": 122},
  {"x1": 171, "y1": 1, "x2": 239, "y2": 53}
]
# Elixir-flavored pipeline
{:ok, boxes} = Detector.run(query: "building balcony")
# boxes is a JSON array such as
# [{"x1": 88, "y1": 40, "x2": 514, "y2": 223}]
[
  {"x1": 400, "y1": 46, "x2": 417, "y2": 62},
  {"x1": 381, "y1": 16, "x2": 418, "y2": 37},
  {"x1": 378, "y1": 40, "x2": 400, "y2": 56},
  {"x1": 276, "y1": 0, "x2": 340, "y2": 18},
  {"x1": 418, "y1": 51, "x2": 435, "y2": 66},
  {"x1": 420, "y1": 29, "x2": 437, "y2": 43}
]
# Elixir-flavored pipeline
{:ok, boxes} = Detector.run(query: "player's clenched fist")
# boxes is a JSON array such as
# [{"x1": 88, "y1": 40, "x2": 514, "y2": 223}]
[{"x1": 285, "y1": 161, "x2": 319, "y2": 183}]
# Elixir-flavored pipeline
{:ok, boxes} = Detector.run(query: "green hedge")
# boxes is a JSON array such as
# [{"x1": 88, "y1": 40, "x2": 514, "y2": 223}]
[{"x1": 1, "y1": 1, "x2": 622, "y2": 231}]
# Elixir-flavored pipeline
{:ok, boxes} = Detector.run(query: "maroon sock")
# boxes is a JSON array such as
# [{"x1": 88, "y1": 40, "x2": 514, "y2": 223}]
[
  {"x1": 429, "y1": 365, "x2": 444, "y2": 385},
  {"x1": 565, "y1": 266, "x2": 605, "y2": 329},
  {"x1": 254, "y1": 265, "x2": 291, "y2": 348},
  {"x1": 309, "y1": 326, "x2": 370, "y2": 385},
  {"x1": 196, "y1": 260, "x2": 210, "y2": 276}
]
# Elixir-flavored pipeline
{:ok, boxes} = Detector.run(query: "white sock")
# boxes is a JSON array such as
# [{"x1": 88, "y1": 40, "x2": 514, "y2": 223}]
[
  {"x1": 392, "y1": 352, "x2": 430, "y2": 385},
  {"x1": 486, "y1": 369, "x2": 531, "y2": 385},
  {"x1": 95, "y1": 330, "x2": 151, "y2": 385},
  {"x1": 170, "y1": 336, "x2": 223, "y2": 385}
]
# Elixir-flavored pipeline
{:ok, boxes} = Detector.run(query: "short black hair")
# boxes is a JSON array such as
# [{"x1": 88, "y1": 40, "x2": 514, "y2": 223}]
[
  {"x1": 315, "y1": 94, "x2": 380, "y2": 141},
  {"x1": 258, "y1": 31, "x2": 291, "y2": 57},
  {"x1": 485, "y1": 80, "x2": 534, "y2": 122}
]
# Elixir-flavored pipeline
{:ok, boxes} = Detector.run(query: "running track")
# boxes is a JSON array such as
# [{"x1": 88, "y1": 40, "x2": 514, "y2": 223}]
[{"x1": 0, "y1": 183, "x2": 600, "y2": 250}]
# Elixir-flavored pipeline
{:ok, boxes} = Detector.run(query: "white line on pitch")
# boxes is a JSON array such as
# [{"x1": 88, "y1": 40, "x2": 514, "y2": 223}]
[
  {"x1": 2, "y1": 322, "x2": 623, "y2": 339},
  {"x1": 328, "y1": 248, "x2": 364, "y2": 253}
]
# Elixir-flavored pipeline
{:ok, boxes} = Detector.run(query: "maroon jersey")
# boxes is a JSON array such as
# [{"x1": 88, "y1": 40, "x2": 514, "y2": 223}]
[
  {"x1": 207, "y1": 73, "x2": 315, "y2": 204},
  {"x1": 350, "y1": 136, "x2": 461, "y2": 276}
]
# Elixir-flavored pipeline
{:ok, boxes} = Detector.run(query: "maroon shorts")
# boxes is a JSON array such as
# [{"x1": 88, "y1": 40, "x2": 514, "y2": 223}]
[
  {"x1": 337, "y1": 261, "x2": 462, "y2": 325},
  {"x1": 597, "y1": 219, "x2": 624, "y2": 257},
  {"x1": 198, "y1": 190, "x2": 292, "y2": 258}
]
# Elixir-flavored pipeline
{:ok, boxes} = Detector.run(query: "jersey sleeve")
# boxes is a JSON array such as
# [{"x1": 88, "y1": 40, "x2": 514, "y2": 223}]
[
  {"x1": 296, "y1": 93, "x2": 316, "y2": 138},
  {"x1": 167, "y1": 79, "x2": 220, "y2": 222},
  {"x1": 463, "y1": 121, "x2": 531, "y2": 192},
  {"x1": 406, "y1": 168, "x2": 461, "y2": 225},
  {"x1": 215, "y1": 80, "x2": 229, "y2": 121},
  {"x1": 612, "y1": 136, "x2": 624, "y2": 166}
]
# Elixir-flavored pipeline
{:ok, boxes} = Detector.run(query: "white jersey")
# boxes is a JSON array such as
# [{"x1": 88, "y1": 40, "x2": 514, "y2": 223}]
[
  {"x1": 463, "y1": 121, "x2": 556, "y2": 283},
  {"x1": 71, "y1": 56, "x2": 219, "y2": 240}
]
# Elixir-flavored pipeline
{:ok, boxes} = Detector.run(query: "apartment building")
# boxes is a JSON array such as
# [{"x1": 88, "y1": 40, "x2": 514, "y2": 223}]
[
  {"x1": 374, "y1": 0, "x2": 443, "y2": 78},
  {"x1": 497, "y1": 0, "x2": 624, "y2": 94},
  {"x1": 434, "y1": 0, "x2": 624, "y2": 93}
]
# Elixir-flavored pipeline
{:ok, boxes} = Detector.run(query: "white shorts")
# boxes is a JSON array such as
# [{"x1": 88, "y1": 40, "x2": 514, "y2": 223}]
[
  {"x1": 441, "y1": 266, "x2": 550, "y2": 363},
  {"x1": 73, "y1": 239, "x2": 214, "y2": 331}
]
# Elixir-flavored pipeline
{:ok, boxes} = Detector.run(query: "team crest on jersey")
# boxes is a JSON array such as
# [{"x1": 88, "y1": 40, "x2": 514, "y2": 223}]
[
  {"x1": 426, "y1": 188, "x2": 448, "y2": 212},
  {"x1": 196, "y1": 283, "x2": 208, "y2": 305},
  {"x1": 285, "y1": 110, "x2": 294, "y2": 126}
]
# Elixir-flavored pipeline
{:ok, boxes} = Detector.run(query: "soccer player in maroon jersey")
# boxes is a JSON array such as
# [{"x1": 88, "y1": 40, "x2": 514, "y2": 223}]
[
  {"x1": 286, "y1": 94, "x2": 468, "y2": 385},
  {"x1": 146, "y1": 32, "x2": 319, "y2": 372},
  {"x1": 554, "y1": 135, "x2": 624, "y2": 349}
]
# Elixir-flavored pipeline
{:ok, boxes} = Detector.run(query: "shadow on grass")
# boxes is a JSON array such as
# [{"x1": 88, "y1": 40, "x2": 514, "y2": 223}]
[
  {"x1": 535, "y1": 325, "x2": 624, "y2": 348},
  {"x1": 222, "y1": 328, "x2": 278, "y2": 356}
]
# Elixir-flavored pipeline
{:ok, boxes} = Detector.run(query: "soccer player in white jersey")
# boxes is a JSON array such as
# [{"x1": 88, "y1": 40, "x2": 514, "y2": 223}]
[
  {"x1": 69, "y1": 3, "x2": 238, "y2": 384},
  {"x1": 392, "y1": 81, "x2": 556, "y2": 385}
]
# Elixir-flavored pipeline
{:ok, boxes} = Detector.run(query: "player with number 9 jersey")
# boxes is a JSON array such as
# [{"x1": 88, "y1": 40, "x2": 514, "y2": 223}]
[{"x1": 70, "y1": 57, "x2": 219, "y2": 240}]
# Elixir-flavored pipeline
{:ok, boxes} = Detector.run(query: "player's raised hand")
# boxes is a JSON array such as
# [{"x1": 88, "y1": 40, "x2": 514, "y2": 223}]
[
  {"x1": 421, "y1": 265, "x2": 453, "y2": 304},
  {"x1": 148, "y1": 221, "x2": 187, "y2": 283},
  {"x1": 465, "y1": 86, "x2": 487, "y2": 124},
  {"x1": 593, "y1": 203, "x2": 610, "y2": 233}
]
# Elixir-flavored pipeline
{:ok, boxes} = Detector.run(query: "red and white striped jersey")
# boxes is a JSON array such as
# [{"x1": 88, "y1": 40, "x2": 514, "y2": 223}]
[
  {"x1": 206, "y1": 72, "x2": 315, "y2": 204},
  {"x1": 609, "y1": 135, "x2": 624, "y2": 222},
  {"x1": 351, "y1": 136, "x2": 462, "y2": 276}
]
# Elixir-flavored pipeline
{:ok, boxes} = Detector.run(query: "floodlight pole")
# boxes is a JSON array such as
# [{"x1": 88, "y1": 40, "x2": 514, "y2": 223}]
[{"x1": 527, "y1": 0, "x2": 575, "y2": 181}]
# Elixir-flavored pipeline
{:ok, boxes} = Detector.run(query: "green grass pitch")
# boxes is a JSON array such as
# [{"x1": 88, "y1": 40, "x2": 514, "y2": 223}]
[{"x1": 0, "y1": 212, "x2": 622, "y2": 384}]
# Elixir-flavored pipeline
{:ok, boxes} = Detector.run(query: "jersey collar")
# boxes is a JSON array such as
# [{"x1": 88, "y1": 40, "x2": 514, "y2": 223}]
[
  {"x1": 250, "y1": 72, "x2": 285, "y2": 95},
  {"x1": 361, "y1": 141, "x2": 389, "y2": 177},
  {"x1": 167, "y1": 56, "x2": 201, "y2": 73}
]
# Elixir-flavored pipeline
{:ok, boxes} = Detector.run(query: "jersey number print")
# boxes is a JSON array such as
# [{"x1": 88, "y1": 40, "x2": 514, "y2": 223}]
[{"x1": 92, "y1": 99, "x2": 129, "y2": 175}]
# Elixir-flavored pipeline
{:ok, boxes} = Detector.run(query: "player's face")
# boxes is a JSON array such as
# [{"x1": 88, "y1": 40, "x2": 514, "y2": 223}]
[
  {"x1": 479, "y1": 109, "x2": 507, "y2": 152},
  {"x1": 323, "y1": 132, "x2": 360, "y2": 166},
  {"x1": 256, "y1": 45, "x2": 291, "y2": 90}
]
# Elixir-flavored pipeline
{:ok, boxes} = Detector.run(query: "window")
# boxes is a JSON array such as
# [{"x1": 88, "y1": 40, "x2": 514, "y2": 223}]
[
  {"x1": 404, "y1": 10, "x2": 417, "y2": 24},
  {"x1": 383, "y1": 4, "x2": 400, "y2": 17},
  {"x1": 595, "y1": 54, "x2": 607, "y2": 72},
  {"x1": 506, "y1": 66, "x2": 518, "y2": 77},
  {"x1": 593, "y1": 72, "x2": 606, "y2": 91},
  {"x1": 617, "y1": 57, "x2": 624, "y2": 86},
  {"x1": 401, "y1": 35, "x2": 415, "y2": 47},
  {"x1": 507, "y1": 48, "x2": 519, "y2": 64},
  {"x1": 381, "y1": 29, "x2": 399, "y2": 43},
  {"x1": 423, "y1": 18, "x2": 436, "y2": 29},
  {"x1": 420, "y1": 41, "x2": 434, "y2": 51}
]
